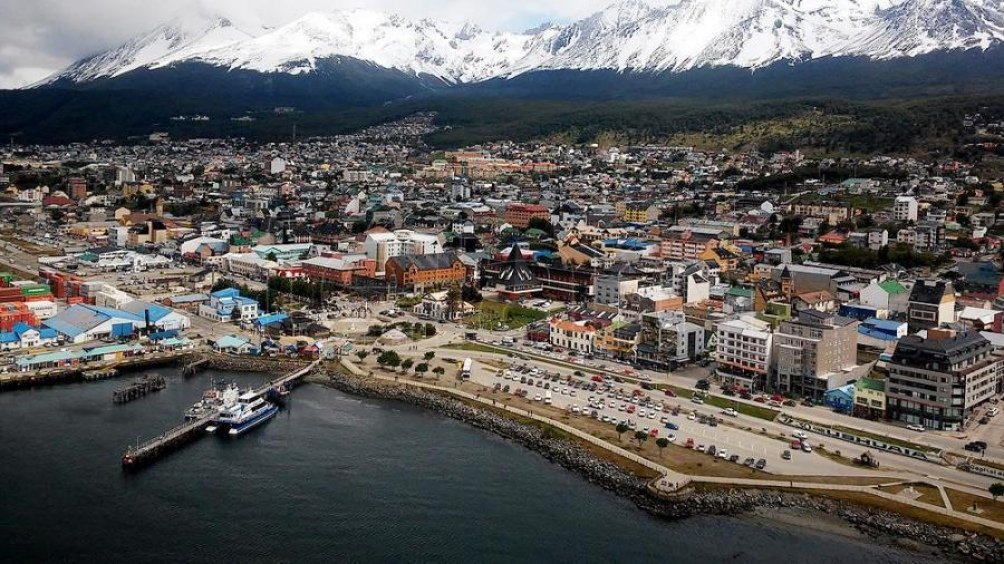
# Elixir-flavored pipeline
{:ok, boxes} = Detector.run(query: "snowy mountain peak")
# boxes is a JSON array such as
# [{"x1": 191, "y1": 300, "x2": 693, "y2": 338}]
[{"x1": 39, "y1": 0, "x2": 1004, "y2": 87}]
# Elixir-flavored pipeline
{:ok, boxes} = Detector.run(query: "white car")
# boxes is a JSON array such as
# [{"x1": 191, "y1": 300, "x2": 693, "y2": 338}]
[
  {"x1": 534, "y1": 395, "x2": 542, "y2": 402},
  {"x1": 666, "y1": 433, "x2": 676, "y2": 442},
  {"x1": 722, "y1": 408, "x2": 738, "y2": 417},
  {"x1": 648, "y1": 412, "x2": 656, "y2": 420},
  {"x1": 718, "y1": 449, "x2": 729, "y2": 459},
  {"x1": 793, "y1": 430, "x2": 808, "y2": 439},
  {"x1": 638, "y1": 409, "x2": 646, "y2": 418},
  {"x1": 906, "y1": 424, "x2": 925, "y2": 432},
  {"x1": 687, "y1": 413, "x2": 696, "y2": 421}
]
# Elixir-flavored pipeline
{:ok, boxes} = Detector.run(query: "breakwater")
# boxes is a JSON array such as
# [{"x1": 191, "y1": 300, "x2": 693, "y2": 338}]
[
  {"x1": 197, "y1": 353, "x2": 308, "y2": 374},
  {"x1": 318, "y1": 368, "x2": 1004, "y2": 563}
]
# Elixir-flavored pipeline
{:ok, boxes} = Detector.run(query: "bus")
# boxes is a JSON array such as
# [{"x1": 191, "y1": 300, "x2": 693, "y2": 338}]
[{"x1": 460, "y1": 358, "x2": 472, "y2": 379}]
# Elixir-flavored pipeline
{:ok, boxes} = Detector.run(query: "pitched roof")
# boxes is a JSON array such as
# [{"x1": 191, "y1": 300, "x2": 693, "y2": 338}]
[{"x1": 387, "y1": 252, "x2": 459, "y2": 272}]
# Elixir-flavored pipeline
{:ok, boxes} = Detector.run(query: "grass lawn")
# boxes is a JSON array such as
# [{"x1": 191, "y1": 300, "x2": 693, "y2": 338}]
[
  {"x1": 702, "y1": 394, "x2": 779, "y2": 422},
  {"x1": 946, "y1": 488, "x2": 1004, "y2": 523},
  {"x1": 877, "y1": 482, "x2": 946, "y2": 508},
  {"x1": 831, "y1": 425, "x2": 933, "y2": 453},
  {"x1": 843, "y1": 194, "x2": 895, "y2": 214},
  {"x1": 465, "y1": 300, "x2": 548, "y2": 330}
]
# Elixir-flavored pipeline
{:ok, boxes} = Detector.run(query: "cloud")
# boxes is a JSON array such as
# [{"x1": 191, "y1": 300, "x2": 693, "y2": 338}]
[{"x1": 0, "y1": 0, "x2": 620, "y2": 88}]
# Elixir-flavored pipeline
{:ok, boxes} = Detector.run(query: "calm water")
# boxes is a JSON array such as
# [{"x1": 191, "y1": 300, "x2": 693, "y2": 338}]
[{"x1": 0, "y1": 369, "x2": 935, "y2": 563}]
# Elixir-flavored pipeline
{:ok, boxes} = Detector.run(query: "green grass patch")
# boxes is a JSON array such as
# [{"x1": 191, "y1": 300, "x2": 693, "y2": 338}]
[
  {"x1": 701, "y1": 394, "x2": 779, "y2": 422},
  {"x1": 653, "y1": 383, "x2": 694, "y2": 399},
  {"x1": 832, "y1": 425, "x2": 932, "y2": 453},
  {"x1": 465, "y1": 300, "x2": 548, "y2": 330}
]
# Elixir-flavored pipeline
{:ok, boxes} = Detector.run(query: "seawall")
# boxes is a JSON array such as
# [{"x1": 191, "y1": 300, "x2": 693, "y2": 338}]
[{"x1": 316, "y1": 367, "x2": 1004, "y2": 563}]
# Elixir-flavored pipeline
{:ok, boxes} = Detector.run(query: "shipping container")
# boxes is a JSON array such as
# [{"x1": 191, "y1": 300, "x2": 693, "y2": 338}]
[
  {"x1": 24, "y1": 294, "x2": 54, "y2": 302},
  {"x1": 21, "y1": 285, "x2": 51, "y2": 296},
  {"x1": 66, "y1": 296, "x2": 84, "y2": 305}
]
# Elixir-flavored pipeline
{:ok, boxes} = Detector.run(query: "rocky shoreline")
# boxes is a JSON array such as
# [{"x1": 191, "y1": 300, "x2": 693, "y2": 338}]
[{"x1": 316, "y1": 368, "x2": 1004, "y2": 563}]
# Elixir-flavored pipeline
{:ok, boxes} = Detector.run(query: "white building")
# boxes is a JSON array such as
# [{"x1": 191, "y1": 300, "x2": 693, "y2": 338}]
[
  {"x1": 224, "y1": 252, "x2": 279, "y2": 281},
  {"x1": 549, "y1": 319, "x2": 598, "y2": 354},
  {"x1": 866, "y1": 230, "x2": 888, "y2": 251},
  {"x1": 893, "y1": 196, "x2": 919, "y2": 222},
  {"x1": 594, "y1": 274, "x2": 640, "y2": 306},
  {"x1": 270, "y1": 158, "x2": 287, "y2": 175},
  {"x1": 364, "y1": 230, "x2": 443, "y2": 273},
  {"x1": 715, "y1": 315, "x2": 773, "y2": 392}
]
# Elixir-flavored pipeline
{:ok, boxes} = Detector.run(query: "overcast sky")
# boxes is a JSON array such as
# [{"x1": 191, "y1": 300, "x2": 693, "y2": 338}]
[{"x1": 0, "y1": 0, "x2": 626, "y2": 89}]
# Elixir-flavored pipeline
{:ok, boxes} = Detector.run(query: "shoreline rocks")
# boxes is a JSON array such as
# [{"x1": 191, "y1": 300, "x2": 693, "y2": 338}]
[{"x1": 316, "y1": 369, "x2": 1004, "y2": 562}]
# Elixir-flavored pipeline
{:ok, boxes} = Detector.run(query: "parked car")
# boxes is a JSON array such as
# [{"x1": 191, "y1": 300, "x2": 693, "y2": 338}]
[
  {"x1": 743, "y1": 457, "x2": 756, "y2": 467},
  {"x1": 782, "y1": 450, "x2": 792, "y2": 460},
  {"x1": 755, "y1": 458, "x2": 767, "y2": 470},
  {"x1": 801, "y1": 443, "x2": 813, "y2": 453},
  {"x1": 665, "y1": 422, "x2": 679, "y2": 431},
  {"x1": 906, "y1": 424, "x2": 925, "y2": 432},
  {"x1": 722, "y1": 408, "x2": 738, "y2": 417}
]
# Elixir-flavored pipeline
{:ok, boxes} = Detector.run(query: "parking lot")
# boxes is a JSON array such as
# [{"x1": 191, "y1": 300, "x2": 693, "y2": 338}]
[{"x1": 470, "y1": 360, "x2": 879, "y2": 478}]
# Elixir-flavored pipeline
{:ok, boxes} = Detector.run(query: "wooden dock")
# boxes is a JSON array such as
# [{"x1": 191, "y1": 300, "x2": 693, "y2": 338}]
[
  {"x1": 182, "y1": 357, "x2": 208, "y2": 377},
  {"x1": 122, "y1": 411, "x2": 218, "y2": 469},
  {"x1": 112, "y1": 375, "x2": 166, "y2": 404},
  {"x1": 121, "y1": 360, "x2": 320, "y2": 470}
]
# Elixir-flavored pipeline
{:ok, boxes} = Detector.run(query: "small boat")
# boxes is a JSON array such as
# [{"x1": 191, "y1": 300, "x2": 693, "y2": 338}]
[
  {"x1": 205, "y1": 425, "x2": 218, "y2": 434},
  {"x1": 186, "y1": 383, "x2": 240, "y2": 420}
]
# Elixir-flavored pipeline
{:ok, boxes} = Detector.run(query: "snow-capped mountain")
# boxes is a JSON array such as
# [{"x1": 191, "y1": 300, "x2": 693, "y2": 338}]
[
  {"x1": 43, "y1": 16, "x2": 263, "y2": 84},
  {"x1": 39, "y1": 0, "x2": 1004, "y2": 86}
]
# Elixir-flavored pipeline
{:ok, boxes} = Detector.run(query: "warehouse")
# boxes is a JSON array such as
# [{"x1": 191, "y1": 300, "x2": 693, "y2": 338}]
[{"x1": 42, "y1": 305, "x2": 145, "y2": 344}]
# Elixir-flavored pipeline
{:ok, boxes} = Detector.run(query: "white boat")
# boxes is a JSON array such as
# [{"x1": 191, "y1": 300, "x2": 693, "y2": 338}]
[
  {"x1": 205, "y1": 425, "x2": 218, "y2": 434},
  {"x1": 213, "y1": 391, "x2": 279, "y2": 437}
]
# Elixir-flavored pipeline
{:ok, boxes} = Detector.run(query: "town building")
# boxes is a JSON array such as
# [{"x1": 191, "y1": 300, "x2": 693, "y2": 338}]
[
  {"x1": 365, "y1": 230, "x2": 442, "y2": 274},
  {"x1": 504, "y1": 203, "x2": 550, "y2": 229},
  {"x1": 907, "y1": 279, "x2": 956, "y2": 333},
  {"x1": 384, "y1": 253, "x2": 466, "y2": 293},
  {"x1": 715, "y1": 315, "x2": 773, "y2": 392},
  {"x1": 893, "y1": 195, "x2": 919, "y2": 222},
  {"x1": 198, "y1": 288, "x2": 260, "y2": 323},
  {"x1": 886, "y1": 330, "x2": 1003, "y2": 430},
  {"x1": 549, "y1": 319, "x2": 597, "y2": 354},
  {"x1": 772, "y1": 310, "x2": 859, "y2": 400}
]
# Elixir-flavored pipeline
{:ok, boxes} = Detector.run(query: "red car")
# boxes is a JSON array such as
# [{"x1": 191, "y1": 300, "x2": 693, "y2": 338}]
[
  {"x1": 664, "y1": 389, "x2": 677, "y2": 397},
  {"x1": 591, "y1": 375, "x2": 604, "y2": 383},
  {"x1": 753, "y1": 396, "x2": 767, "y2": 403},
  {"x1": 649, "y1": 428, "x2": 659, "y2": 437},
  {"x1": 685, "y1": 438, "x2": 695, "y2": 448}
]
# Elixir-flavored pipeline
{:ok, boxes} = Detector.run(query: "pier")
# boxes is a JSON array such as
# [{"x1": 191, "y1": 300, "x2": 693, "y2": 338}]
[
  {"x1": 182, "y1": 357, "x2": 209, "y2": 377},
  {"x1": 112, "y1": 375, "x2": 167, "y2": 404},
  {"x1": 121, "y1": 360, "x2": 320, "y2": 469}
]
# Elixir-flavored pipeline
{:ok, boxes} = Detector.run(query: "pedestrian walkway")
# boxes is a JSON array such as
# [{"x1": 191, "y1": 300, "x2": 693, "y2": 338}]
[{"x1": 336, "y1": 358, "x2": 1004, "y2": 533}]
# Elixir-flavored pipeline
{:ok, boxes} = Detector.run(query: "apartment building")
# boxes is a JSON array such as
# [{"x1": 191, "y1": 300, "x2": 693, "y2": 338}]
[
  {"x1": 772, "y1": 310, "x2": 860, "y2": 401},
  {"x1": 635, "y1": 310, "x2": 705, "y2": 369},
  {"x1": 893, "y1": 195, "x2": 919, "y2": 222},
  {"x1": 504, "y1": 203, "x2": 550, "y2": 229},
  {"x1": 364, "y1": 230, "x2": 442, "y2": 274},
  {"x1": 715, "y1": 315, "x2": 773, "y2": 392},
  {"x1": 907, "y1": 279, "x2": 956, "y2": 333},
  {"x1": 886, "y1": 330, "x2": 1003, "y2": 430}
]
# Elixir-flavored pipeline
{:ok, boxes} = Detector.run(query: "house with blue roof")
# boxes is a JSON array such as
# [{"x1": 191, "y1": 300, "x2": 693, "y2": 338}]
[
  {"x1": 199, "y1": 289, "x2": 260, "y2": 323},
  {"x1": 213, "y1": 334, "x2": 253, "y2": 354},
  {"x1": 0, "y1": 321, "x2": 58, "y2": 351},
  {"x1": 857, "y1": 318, "x2": 908, "y2": 349},
  {"x1": 824, "y1": 384, "x2": 856, "y2": 414},
  {"x1": 252, "y1": 312, "x2": 288, "y2": 330}
]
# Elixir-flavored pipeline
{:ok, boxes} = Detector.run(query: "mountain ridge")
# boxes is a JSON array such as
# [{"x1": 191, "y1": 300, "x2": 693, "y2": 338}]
[{"x1": 36, "y1": 0, "x2": 1004, "y2": 86}]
